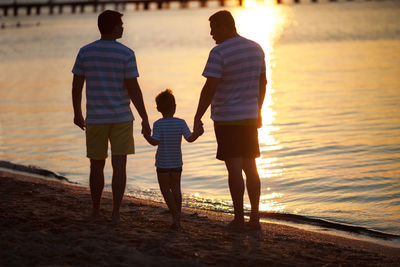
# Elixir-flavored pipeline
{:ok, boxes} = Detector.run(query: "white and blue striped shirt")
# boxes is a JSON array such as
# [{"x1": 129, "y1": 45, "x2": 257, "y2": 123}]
[
  {"x1": 152, "y1": 117, "x2": 192, "y2": 168},
  {"x1": 72, "y1": 40, "x2": 139, "y2": 124},
  {"x1": 202, "y1": 36, "x2": 266, "y2": 122}
]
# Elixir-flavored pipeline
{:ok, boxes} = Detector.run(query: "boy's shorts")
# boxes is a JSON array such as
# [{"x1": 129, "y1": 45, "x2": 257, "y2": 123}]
[
  {"x1": 214, "y1": 123, "x2": 260, "y2": 161},
  {"x1": 86, "y1": 121, "x2": 135, "y2": 160},
  {"x1": 156, "y1": 167, "x2": 183, "y2": 174}
]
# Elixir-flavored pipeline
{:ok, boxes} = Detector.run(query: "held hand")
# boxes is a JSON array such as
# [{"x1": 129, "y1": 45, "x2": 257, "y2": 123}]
[
  {"x1": 141, "y1": 119, "x2": 151, "y2": 136},
  {"x1": 74, "y1": 115, "x2": 86, "y2": 130},
  {"x1": 193, "y1": 119, "x2": 203, "y2": 135},
  {"x1": 194, "y1": 124, "x2": 204, "y2": 137}
]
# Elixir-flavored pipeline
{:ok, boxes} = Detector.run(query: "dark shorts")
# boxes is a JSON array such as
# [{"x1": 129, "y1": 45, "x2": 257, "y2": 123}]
[
  {"x1": 156, "y1": 167, "x2": 183, "y2": 174},
  {"x1": 214, "y1": 124, "x2": 260, "y2": 161}
]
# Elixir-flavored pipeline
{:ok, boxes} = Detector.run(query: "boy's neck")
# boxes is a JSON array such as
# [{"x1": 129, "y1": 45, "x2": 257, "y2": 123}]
[{"x1": 161, "y1": 110, "x2": 175, "y2": 118}]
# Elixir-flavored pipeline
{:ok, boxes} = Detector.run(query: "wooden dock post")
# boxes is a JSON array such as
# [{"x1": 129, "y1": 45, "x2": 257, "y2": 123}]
[
  {"x1": 294, "y1": 0, "x2": 300, "y2": 3},
  {"x1": 219, "y1": 0, "x2": 225, "y2": 6}
]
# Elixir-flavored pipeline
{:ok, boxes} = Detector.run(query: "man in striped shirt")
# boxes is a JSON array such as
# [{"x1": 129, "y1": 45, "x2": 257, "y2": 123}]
[
  {"x1": 194, "y1": 10, "x2": 267, "y2": 230},
  {"x1": 72, "y1": 10, "x2": 150, "y2": 224}
]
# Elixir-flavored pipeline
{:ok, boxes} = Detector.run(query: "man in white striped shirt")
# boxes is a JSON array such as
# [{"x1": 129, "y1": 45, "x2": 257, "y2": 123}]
[
  {"x1": 194, "y1": 10, "x2": 267, "y2": 230},
  {"x1": 72, "y1": 10, "x2": 150, "y2": 224}
]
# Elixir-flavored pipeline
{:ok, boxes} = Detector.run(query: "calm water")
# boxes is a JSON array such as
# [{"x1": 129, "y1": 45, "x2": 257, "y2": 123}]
[{"x1": 1, "y1": 0, "x2": 399, "y2": 239}]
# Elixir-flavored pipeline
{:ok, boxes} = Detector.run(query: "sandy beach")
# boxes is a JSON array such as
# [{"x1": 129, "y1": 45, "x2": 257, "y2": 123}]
[{"x1": 1, "y1": 168, "x2": 399, "y2": 266}]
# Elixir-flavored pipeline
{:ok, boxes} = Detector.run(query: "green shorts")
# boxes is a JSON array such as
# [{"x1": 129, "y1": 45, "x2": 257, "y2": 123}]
[{"x1": 86, "y1": 121, "x2": 135, "y2": 160}]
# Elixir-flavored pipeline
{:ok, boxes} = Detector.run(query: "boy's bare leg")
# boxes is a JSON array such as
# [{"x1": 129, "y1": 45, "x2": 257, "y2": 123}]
[
  {"x1": 170, "y1": 172, "x2": 182, "y2": 213},
  {"x1": 243, "y1": 158, "x2": 261, "y2": 228},
  {"x1": 89, "y1": 159, "x2": 106, "y2": 219},
  {"x1": 224, "y1": 158, "x2": 245, "y2": 228},
  {"x1": 157, "y1": 173, "x2": 180, "y2": 228},
  {"x1": 111, "y1": 155, "x2": 127, "y2": 224},
  {"x1": 170, "y1": 172, "x2": 182, "y2": 227}
]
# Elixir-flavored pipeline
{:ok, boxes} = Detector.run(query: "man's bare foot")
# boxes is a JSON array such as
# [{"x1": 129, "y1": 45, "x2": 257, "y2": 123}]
[
  {"x1": 87, "y1": 210, "x2": 102, "y2": 222},
  {"x1": 246, "y1": 220, "x2": 261, "y2": 230},
  {"x1": 112, "y1": 212, "x2": 121, "y2": 225},
  {"x1": 226, "y1": 219, "x2": 245, "y2": 231}
]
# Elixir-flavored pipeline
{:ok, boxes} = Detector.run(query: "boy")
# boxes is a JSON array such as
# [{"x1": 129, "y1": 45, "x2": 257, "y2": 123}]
[{"x1": 143, "y1": 89, "x2": 203, "y2": 229}]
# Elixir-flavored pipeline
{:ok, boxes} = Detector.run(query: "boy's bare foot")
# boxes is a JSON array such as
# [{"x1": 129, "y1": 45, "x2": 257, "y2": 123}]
[{"x1": 171, "y1": 213, "x2": 182, "y2": 230}]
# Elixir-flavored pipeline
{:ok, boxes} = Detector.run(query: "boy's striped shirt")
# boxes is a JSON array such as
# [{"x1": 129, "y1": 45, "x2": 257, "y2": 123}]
[
  {"x1": 152, "y1": 117, "x2": 192, "y2": 169},
  {"x1": 72, "y1": 40, "x2": 139, "y2": 124},
  {"x1": 202, "y1": 36, "x2": 266, "y2": 122}
]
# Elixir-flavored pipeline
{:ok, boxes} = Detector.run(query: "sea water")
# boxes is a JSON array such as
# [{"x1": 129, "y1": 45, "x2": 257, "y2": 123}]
[{"x1": 0, "y1": 0, "x2": 399, "y2": 240}]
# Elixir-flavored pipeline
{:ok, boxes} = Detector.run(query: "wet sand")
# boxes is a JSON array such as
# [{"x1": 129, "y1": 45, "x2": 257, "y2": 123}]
[{"x1": 1, "y1": 168, "x2": 399, "y2": 266}]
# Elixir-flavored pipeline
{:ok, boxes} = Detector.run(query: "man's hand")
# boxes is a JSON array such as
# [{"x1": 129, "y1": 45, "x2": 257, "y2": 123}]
[
  {"x1": 141, "y1": 119, "x2": 151, "y2": 136},
  {"x1": 74, "y1": 114, "x2": 85, "y2": 130},
  {"x1": 193, "y1": 119, "x2": 204, "y2": 136},
  {"x1": 193, "y1": 123, "x2": 204, "y2": 137}
]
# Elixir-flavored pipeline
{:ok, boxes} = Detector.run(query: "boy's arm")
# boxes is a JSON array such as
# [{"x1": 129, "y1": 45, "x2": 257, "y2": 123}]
[
  {"x1": 72, "y1": 74, "x2": 85, "y2": 130},
  {"x1": 143, "y1": 134, "x2": 160, "y2": 146},
  {"x1": 125, "y1": 78, "x2": 151, "y2": 136}
]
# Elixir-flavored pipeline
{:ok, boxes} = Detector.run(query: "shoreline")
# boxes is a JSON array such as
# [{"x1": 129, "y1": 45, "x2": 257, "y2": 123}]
[
  {"x1": 1, "y1": 168, "x2": 400, "y2": 266},
  {"x1": 1, "y1": 160, "x2": 399, "y2": 246}
]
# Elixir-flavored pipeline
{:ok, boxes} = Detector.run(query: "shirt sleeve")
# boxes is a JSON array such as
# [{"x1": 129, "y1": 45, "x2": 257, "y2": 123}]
[
  {"x1": 152, "y1": 121, "x2": 161, "y2": 141},
  {"x1": 72, "y1": 49, "x2": 85, "y2": 76},
  {"x1": 202, "y1": 48, "x2": 223, "y2": 78},
  {"x1": 181, "y1": 120, "x2": 192, "y2": 140},
  {"x1": 125, "y1": 51, "x2": 139, "y2": 79}
]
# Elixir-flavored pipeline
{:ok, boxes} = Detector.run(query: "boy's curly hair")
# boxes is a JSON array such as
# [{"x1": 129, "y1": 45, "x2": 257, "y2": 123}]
[{"x1": 156, "y1": 89, "x2": 176, "y2": 113}]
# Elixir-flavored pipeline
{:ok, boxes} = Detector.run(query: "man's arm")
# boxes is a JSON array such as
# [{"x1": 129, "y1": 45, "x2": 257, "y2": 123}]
[
  {"x1": 125, "y1": 78, "x2": 151, "y2": 136},
  {"x1": 258, "y1": 72, "x2": 267, "y2": 128},
  {"x1": 72, "y1": 74, "x2": 85, "y2": 130},
  {"x1": 194, "y1": 77, "x2": 221, "y2": 132}
]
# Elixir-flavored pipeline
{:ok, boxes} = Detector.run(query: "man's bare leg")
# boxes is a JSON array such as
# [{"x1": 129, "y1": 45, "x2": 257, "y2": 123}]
[
  {"x1": 243, "y1": 158, "x2": 261, "y2": 228},
  {"x1": 225, "y1": 158, "x2": 245, "y2": 228},
  {"x1": 90, "y1": 159, "x2": 106, "y2": 220},
  {"x1": 111, "y1": 155, "x2": 127, "y2": 224}
]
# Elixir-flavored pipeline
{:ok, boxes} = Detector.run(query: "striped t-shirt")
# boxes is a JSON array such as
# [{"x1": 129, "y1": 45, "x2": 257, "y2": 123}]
[
  {"x1": 202, "y1": 36, "x2": 266, "y2": 122},
  {"x1": 152, "y1": 117, "x2": 192, "y2": 168},
  {"x1": 72, "y1": 40, "x2": 139, "y2": 124}
]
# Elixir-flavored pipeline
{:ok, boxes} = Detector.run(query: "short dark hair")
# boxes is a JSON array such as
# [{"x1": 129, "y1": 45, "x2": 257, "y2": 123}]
[
  {"x1": 98, "y1": 10, "x2": 123, "y2": 35},
  {"x1": 156, "y1": 89, "x2": 176, "y2": 113},
  {"x1": 209, "y1": 10, "x2": 236, "y2": 31}
]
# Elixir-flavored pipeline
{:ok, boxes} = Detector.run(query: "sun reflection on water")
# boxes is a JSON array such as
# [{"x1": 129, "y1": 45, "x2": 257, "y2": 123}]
[{"x1": 233, "y1": 1, "x2": 288, "y2": 212}]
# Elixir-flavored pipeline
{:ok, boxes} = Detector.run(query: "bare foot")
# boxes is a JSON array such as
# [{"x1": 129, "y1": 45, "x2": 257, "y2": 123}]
[
  {"x1": 171, "y1": 213, "x2": 182, "y2": 230},
  {"x1": 226, "y1": 219, "x2": 245, "y2": 232},
  {"x1": 86, "y1": 210, "x2": 102, "y2": 222},
  {"x1": 112, "y1": 212, "x2": 121, "y2": 225},
  {"x1": 246, "y1": 220, "x2": 261, "y2": 230}
]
